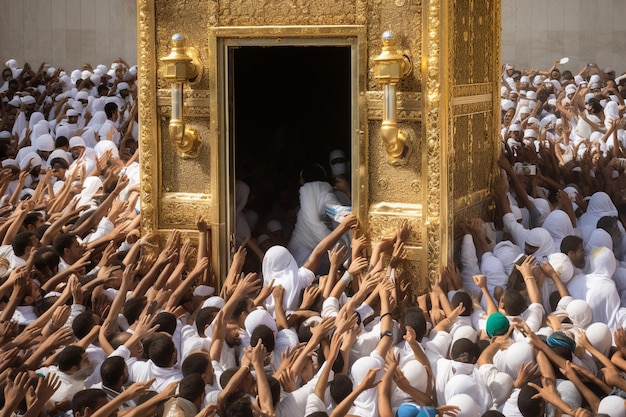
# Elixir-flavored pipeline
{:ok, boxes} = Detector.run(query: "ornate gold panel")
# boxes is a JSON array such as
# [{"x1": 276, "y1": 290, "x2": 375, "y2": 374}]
[{"x1": 139, "y1": 0, "x2": 500, "y2": 288}]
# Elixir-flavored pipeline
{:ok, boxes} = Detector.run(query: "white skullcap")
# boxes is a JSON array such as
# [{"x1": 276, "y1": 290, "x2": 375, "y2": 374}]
[
  {"x1": 49, "y1": 149, "x2": 70, "y2": 165},
  {"x1": 70, "y1": 69, "x2": 82, "y2": 84},
  {"x1": 533, "y1": 75, "x2": 544, "y2": 87},
  {"x1": 267, "y1": 220, "x2": 282, "y2": 232},
  {"x1": 500, "y1": 86, "x2": 508, "y2": 96},
  {"x1": 584, "y1": 93, "x2": 595, "y2": 104},
  {"x1": 589, "y1": 74, "x2": 601, "y2": 84},
  {"x1": 129, "y1": 65, "x2": 138, "y2": 75},
  {"x1": 245, "y1": 308, "x2": 277, "y2": 336},
  {"x1": 519, "y1": 89, "x2": 527, "y2": 96},
  {"x1": 0, "y1": 131, "x2": 11, "y2": 139},
  {"x1": 94, "y1": 140, "x2": 120, "y2": 159},
  {"x1": 401, "y1": 360, "x2": 429, "y2": 393},
  {"x1": 548, "y1": 98, "x2": 557, "y2": 107},
  {"x1": 520, "y1": 75, "x2": 530, "y2": 83},
  {"x1": 501, "y1": 100, "x2": 515, "y2": 112},
  {"x1": 451, "y1": 325, "x2": 478, "y2": 347},
  {"x1": 5, "y1": 59, "x2": 17, "y2": 68},
  {"x1": 447, "y1": 394, "x2": 479, "y2": 417},
  {"x1": 46, "y1": 66, "x2": 56, "y2": 75},
  {"x1": 96, "y1": 64, "x2": 108, "y2": 75},
  {"x1": 81, "y1": 70, "x2": 92, "y2": 80},
  {"x1": 2, "y1": 158, "x2": 18, "y2": 168},
  {"x1": 69, "y1": 136, "x2": 86, "y2": 148},
  {"x1": 21, "y1": 95, "x2": 36, "y2": 105},
  {"x1": 574, "y1": 75, "x2": 584, "y2": 85},
  {"x1": 201, "y1": 295, "x2": 225, "y2": 309},
  {"x1": 37, "y1": 134, "x2": 55, "y2": 152},
  {"x1": 117, "y1": 82, "x2": 129, "y2": 91},
  {"x1": 66, "y1": 109, "x2": 79, "y2": 117},
  {"x1": 72, "y1": 101, "x2": 83, "y2": 113},
  {"x1": 586, "y1": 322, "x2": 612, "y2": 356},
  {"x1": 8, "y1": 97, "x2": 21, "y2": 107},
  {"x1": 508, "y1": 123, "x2": 521, "y2": 132},
  {"x1": 598, "y1": 395, "x2": 626, "y2": 417},
  {"x1": 193, "y1": 285, "x2": 215, "y2": 297},
  {"x1": 565, "y1": 299, "x2": 592, "y2": 329},
  {"x1": 565, "y1": 84, "x2": 576, "y2": 94},
  {"x1": 551, "y1": 80, "x2": 561, "y2": 89},
  {"x1": 510, "y1": 204, "x2": 523, "y2": 221},
  {"x1": 56, "y1": 125, "x2": 71, "y2": 139},
  {"x1": 20, "y1": 152, "x2": 42, "y2": 170},
  {"x1": 547, "y1": 253, "x2": 574, "y2": 283},
  {"x1": 90, "y1": 74, "x2": 101, "y2": 85},
  {"x1": 76, "y1": 91, "x2": 89, "y2": 101},
  {"x1": 520, "y1": 106, "x2": 531, "y2": 114},
  {"x1": 523, "y1": 129, "x2": 537, "y2": 139},
  {"x1": 256, "y1": 234, "x2": 270, "y2": 245},
  {"x1": 527, "y1": 117, "x2": 540, "y2": 125},
  {"x1": 526, "y1": 91, "x2": 537, "y2": 100}
]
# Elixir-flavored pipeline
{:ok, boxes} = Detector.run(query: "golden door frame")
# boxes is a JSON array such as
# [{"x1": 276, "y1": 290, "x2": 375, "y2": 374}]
[{"x1": 208, "y1": 26, "x2": 367, "y2": 278}]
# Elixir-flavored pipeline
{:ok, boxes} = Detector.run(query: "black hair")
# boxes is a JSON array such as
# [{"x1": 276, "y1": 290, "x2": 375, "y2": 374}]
[
  {"x1": 148, "y1": 333, "x2": 176, "y2": 367},
  {"x1": 100, "y1": 356, "x2": 127, "y2": 388},
  {"x1": 502, "y1": 289, "x2": 526, "y2": 316},
  {"x1": 219, "y1": 367, "x2": 240, "y2": 391},
  {"x1": 451, "y1": 291, "x2": 472, "y2": 316},
  {"x1": 181, "y1": 352, "x2": 210, "y2": 377},
  {"x1": 22, "y1": 211, "x2": 43, "y2": 230},
  {"x1": 55, "y1": 135, "x2": 69, "y2": 148},
  {"x1": 250, "y1": 324, "x2": 275, "y2": 353},
  {"x1": 123, "y1": 296, "x2": 147, "y2": 326},
  {"x1": 195, "y1": 306, "x2": 219, "y2": 334},
  {"x1": 52, "y1": 232, "x2": 77, "y2": 257},
  {"x1": 57, "y1": 345, "x2": 85, "y2": 372},
  {"x1": 597, "y1": 215, "x2": 618, "y2": 235},
  {"x1": 72, "y1": 311, "x2": 95, "y2": 340},
  {"x1": 12, "y1": 231, "x2": 35, "y2": 257},
  {"x1": 400, "y1": 306, "x2": 427, "y2": 342},
  {"x1": 72, "y1": 389, "x2": 108, "y2": 416},
  {"x1": 105, "y1": 102, "x2": 118, "y2": 118},
  {"x1": 330, "y1": 374, "x2": 353, "y2": 405},
  {"x1": 178, "y1": 373, "x2": 206, "y2": 403},
  {"x1": 517, "y1": 383, "x2": 543, "y2": 417},
  {"x1": 560, "y1": 235, "x2": 583, "y2": 254},
  {"x1": 152, "y1": 311, "x2": 177, "y2": 335},
  {"x1": 450, "y1": 338, "x2": 477, "y2": 363},
  {"x1": 481, "y1": 411, "x2": 505, "y2": 417}
]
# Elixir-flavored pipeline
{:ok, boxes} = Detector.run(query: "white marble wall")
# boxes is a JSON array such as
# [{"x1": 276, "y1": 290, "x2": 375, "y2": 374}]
[
  {"x1": 502, "y1": 0, "x2": 626, "y2": 74},
  {"x1": 0, "y1": 0, "x2": 137, "y2": 71}
]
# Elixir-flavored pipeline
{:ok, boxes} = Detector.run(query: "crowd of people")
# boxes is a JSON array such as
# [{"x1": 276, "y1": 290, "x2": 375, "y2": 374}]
[{"x1": 0, "y1": 55, "x2": 625, "y2": 417}]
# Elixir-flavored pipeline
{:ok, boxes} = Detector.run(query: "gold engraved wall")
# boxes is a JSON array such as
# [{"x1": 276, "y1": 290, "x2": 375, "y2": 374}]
[
  {"x1": 448, "y1": 0, "x2": 501, "y2": 239},
  {"x1": 138, "y1": 0, "x2": 500, "y2": 287}
]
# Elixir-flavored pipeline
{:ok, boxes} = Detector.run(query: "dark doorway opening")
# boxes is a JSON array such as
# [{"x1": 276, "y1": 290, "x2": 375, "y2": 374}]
[{"x1": 231, "y1": 45, "x2": 352, "y2": 241}]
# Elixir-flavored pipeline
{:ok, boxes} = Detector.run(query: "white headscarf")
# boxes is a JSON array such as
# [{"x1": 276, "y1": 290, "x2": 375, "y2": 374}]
[
  {"x1": 493, "y1": 341, "x2": 534, "y2": 380},
  {"x1": 585, "y1": 322, "x2": 612, "y2": 357},
  {"x1": 578, "y1": 192, "x2": 618, "y2": 242},
  {"x1": 349, "y1": 354, "x2": 385, "y2": 417},
  {"x1": 76, "y1": 176, "x2": 103, "y2": 209},
  {"x1": 390, "y1": 360, "x2": 428, "y2": 409},
  {"x1": 493, "y1": 240, "x2": 523, "y2": 276},
  {"x1": 444, "y1": 374, "x2": 491, "y2": 415},
  {"x1": 446, "y1": 393, "x2": 480, "y2": 417},
  {"x1": 541, "y1": 210, "x2": 575, "y2": 250},
  {"x1": 565, "y1": 299, "x2": 593, "y2": 329},
  {"x1": 598, "y1": 395, "x2": 626, "y2": 417},
  {"x1": 525, "y1": 227, "x2": 555, "y2": 259},
  {"x1": 262, "y1": 246, "x2": 310, "y2": 314}
]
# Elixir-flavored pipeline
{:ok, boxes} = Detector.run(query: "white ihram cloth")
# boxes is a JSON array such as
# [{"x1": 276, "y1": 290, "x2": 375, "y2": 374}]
[{"x1": 585, "y1": 246, "x2": 620, "y2": 330}]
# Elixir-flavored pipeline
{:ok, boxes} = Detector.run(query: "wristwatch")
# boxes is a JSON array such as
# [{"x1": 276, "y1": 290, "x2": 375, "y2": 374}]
[{"x1": 380, "y1": 330, "x2": 393, "y2": 338}]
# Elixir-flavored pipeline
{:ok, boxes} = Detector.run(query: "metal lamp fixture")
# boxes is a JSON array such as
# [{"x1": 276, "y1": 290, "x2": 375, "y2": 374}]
[
  {"x1": 161, "y1": 34, "x2": 203, "y2": 158},
  {"x1": 373, "y1": 30, "x2": 412, "y2": 160}
]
